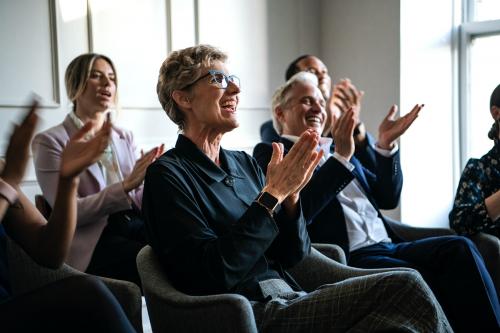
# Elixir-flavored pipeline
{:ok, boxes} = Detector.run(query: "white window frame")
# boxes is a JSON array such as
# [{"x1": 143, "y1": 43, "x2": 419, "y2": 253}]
[{"x1": 458, "y1": 0, "x2": 500, "y2": 167}]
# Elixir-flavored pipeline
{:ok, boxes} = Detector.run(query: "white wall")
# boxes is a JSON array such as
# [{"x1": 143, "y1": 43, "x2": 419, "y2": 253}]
[
  {"x1": 400, "y1": 0, "x2": 457, "y2": 228},
  {"x1": 0, "y1": 0, "x2": 321, "y2": 201},
  {"x1": 320, "y1": 0, "x2": 457, "y2": 227},
  {"x1": 320, "y1": 0, "x2": 401, "y2": 220}
]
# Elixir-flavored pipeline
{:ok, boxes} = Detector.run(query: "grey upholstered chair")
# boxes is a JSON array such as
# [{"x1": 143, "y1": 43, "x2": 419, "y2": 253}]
[
  {"x1": 137, "y1": 243, "x2": 414, "y2": 333},
  {"x1": 6, "y1": 236, "x2": 144, "y2": 332}
]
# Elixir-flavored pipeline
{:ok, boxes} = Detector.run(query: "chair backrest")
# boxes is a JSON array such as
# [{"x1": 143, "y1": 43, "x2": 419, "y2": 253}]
[
  {"x1": 136, "y1": 245, "x2": 258, "y2": 333},
  {"x1": 35, "y1": 194, "x2": 52, "y2": 219},
  {"x1": 469, "y1": 232, "x2": 500, "y2": 297}
]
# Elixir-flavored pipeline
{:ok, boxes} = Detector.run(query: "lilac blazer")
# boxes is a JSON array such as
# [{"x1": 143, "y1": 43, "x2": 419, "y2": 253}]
[{"x1": 32, "y1": 114, "x2": 143, "y2": 271}]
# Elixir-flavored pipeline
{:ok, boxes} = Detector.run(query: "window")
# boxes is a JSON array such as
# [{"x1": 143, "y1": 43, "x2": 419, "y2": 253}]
[
  {"x1": 470, "y1": 0, "x2": 500, "y2": 22},
  {"x1": 459, "y1": 0, "x2": 500, "y2": 165}
]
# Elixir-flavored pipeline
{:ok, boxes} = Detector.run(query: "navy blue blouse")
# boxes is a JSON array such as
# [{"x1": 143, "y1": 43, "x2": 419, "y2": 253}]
[
  {"x1": 142, "y1": 134, "x2": 310, "y2": 301},
  {"x1": 450, "y1": 144, "x2": 500, "y2": 236}
]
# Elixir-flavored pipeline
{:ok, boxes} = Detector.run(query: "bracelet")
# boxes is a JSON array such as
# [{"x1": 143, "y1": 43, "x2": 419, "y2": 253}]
[{"x1": 0, "y1": 178, "x2": 18, "y2": 205}]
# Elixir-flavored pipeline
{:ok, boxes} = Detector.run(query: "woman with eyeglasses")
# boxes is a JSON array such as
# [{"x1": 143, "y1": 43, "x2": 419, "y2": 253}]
[
  {"x1": 142, "y1": 44, "x2": 451, "y2": 332},
  {"x1": 32, "y1": 53, "x2": 163, "y2": 286}
]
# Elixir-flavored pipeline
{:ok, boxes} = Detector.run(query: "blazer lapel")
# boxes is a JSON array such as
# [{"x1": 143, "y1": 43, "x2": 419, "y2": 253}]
[
  {"x1": 349, "y1": 156, "x2": 372, "y2": 196},
  {"x1": 111, "y1": 127, "x2": 135, "y2": 178},
  {"x1": 63, "y1": 115, "x2": 105, "y2": 189}
]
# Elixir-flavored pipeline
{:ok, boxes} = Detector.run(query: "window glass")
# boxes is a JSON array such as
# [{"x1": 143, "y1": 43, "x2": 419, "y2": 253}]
[
  {"x1": 472, "y1": 0, "x2": 500, "y2": 22},
  {"x1": 468, "y1": 34, "x2": 500, "y2": 158}
]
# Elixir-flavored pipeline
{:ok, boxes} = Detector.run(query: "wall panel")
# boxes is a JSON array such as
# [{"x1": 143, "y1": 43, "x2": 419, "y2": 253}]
[{"x1": 0, "y1": 0, "x2": 59, "y2": 107}]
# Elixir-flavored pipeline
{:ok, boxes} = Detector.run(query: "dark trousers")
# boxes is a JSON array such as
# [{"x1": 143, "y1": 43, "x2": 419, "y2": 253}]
[
  {"x1": 86, "y1": 209, "x2": 146, "y2": 288},
  {"x1": 0, "y1": 275, "x2": 135, "y2": 332},
  {"x1": 349, "y1": 236, "x2": 500, "y2": 333}
]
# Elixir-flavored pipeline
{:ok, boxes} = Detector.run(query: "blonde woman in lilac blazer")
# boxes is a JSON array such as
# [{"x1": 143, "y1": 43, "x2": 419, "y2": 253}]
[{"x1": 32, "y1": 53, "x2": 163, "y2": 286}]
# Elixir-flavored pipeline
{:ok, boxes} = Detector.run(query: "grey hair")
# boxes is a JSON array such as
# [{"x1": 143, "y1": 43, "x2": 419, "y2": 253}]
[
  {"x1": 157, "y1": 44, "x2": 227, "y2": 130},
  {"x1": 271, "y1": 71, "x2": 319, "y2": 135}
]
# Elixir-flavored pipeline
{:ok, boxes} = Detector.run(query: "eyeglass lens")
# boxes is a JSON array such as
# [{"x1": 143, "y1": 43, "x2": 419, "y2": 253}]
[{"x1": 210, "y1": 71, "x2": 240, "y2": 88}]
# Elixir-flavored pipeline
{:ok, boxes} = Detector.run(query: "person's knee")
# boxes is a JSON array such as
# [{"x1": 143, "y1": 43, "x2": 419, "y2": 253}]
[
  {"x1": 445, "y1": 236, "x2": 477, "y2": 256},
  {"x1": 64, "y1": 275, "x2": 114, "y2": 306},
  {"x1": 382, "y1": 270, "x2": 435, "y2": 297}
]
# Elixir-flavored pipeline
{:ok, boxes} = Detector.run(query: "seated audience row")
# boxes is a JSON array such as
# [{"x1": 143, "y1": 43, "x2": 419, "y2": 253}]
[{"x1": 5, "y1": 49, "x2": 498, "y2": 332}]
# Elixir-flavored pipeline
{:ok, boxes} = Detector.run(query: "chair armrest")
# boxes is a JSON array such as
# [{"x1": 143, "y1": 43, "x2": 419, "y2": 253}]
[
  {"x1": 7, "y1": 236, "x2": 143, "y2": 333},
  {"x1": 312, "y1": 243, "x2": 347, "y2": 264},
  {"x1": 100, "y1": 276, "x2": 143, "y2": 333},
  {"x1": 288, "y1": 247, "x2": 416, "y2": 292},
  {"x1": 6, "y1": 236, "x2": 77, "y2": 295},
  {"x1": 469, "y1": 232, "x2": 500, "y2": 296},
  {"x1": 137, "y1": 246, "x2": 258, "y2": 333},
  {"x1": 384, "y1": 216, "x2": 456, "y2": 241}
]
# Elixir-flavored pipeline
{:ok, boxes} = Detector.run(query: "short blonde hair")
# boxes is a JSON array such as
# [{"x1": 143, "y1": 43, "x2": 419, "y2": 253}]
[
  {"x1": 157, "y1": 44, "x2": 227, "y2": 130},
  {"x1": 271, "y1": 71, "x2": 318, "y2": 135},
  {"x1": 65, "y1": 53, "x2": 118, "y2": 111}
]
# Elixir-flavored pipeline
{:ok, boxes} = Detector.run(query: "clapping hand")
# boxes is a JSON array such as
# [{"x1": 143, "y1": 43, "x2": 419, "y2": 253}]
[
  {"x1": 1, "y1": 100, "x2": 39, "y2": 187},
  {"x1": 325, "y1": 79, "x2": 365, "y2": 140},
  {"x1": 263, "y1": 129, "x2": 323, "y2": 204},
  {"x1": 60, "y1": 118, "x2": 112, "y2": 179},
  {"x1": 122, "y1": 144, "x2": 165, "y2": 192},
  {"x1": 331, "y1": 107, "x2": 356, "y2": 161},
  {"x1": 378, "y1": 104, "x2": 423, "y2": 150},
  {"x1": 331, "y1": 79, "x2": 364, "y2": 118}
]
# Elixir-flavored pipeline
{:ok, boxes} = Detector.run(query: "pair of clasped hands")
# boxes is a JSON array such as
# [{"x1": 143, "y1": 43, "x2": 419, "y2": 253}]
[{"x1": 262, "y1": 102, "x2": 423, "y2": 217}]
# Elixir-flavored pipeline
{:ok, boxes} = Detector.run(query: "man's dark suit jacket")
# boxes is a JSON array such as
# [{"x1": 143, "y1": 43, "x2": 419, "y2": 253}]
[
  {"x1": 253, "y1": 137, "x2": 403, "y2": 256},
  {"x1": 143, "y1": 135, "x2": 311, "y2": 301}
]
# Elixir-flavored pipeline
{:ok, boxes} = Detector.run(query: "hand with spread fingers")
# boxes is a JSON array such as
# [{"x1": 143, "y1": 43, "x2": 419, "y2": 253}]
[
  {"x1": 122, "y1": 144, "x2": 165, "y2": 192},
  {"x1": 378, "y1": 104, "x2": 423, "y2": 150}
]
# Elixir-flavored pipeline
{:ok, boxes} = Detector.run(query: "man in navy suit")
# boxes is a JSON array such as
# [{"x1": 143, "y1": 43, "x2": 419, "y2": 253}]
[{"x1": 253, "y1": 71, "x2": 500, "y2": 333}]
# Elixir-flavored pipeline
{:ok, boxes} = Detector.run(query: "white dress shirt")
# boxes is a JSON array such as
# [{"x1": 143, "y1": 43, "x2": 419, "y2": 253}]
[{"x1": 282, "y1": 135, "x2": 397, "y2": 251}]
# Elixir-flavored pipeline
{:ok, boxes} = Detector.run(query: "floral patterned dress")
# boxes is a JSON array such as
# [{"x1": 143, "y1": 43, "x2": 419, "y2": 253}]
[{"x1": 450, "y1": 143, "x2": 500, "y2": 236}]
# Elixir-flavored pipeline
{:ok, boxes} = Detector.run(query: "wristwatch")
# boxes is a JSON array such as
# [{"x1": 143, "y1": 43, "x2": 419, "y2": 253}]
[
  {"x1": 255, "y1": 191, "x2": 279, "y2": 215},
  {"x1": 0, "y1": 178, "x2": 18, "y2": 205}
]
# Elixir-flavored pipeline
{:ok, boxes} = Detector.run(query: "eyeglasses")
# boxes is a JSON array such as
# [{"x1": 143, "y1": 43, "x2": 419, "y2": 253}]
[{"x1": 183, "y1": 70, "x2": 240, "y2": 90}]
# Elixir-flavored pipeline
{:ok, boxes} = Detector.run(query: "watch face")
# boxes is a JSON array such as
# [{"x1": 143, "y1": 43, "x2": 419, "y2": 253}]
[{"x1": 258, "y1": 191, "x2": 279, "y2": 211}]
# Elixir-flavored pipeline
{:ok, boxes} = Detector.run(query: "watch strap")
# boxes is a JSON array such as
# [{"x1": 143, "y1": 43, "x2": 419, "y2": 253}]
[{"x1": 255, "y1": 191, "x2": 279, "y2": 215}]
